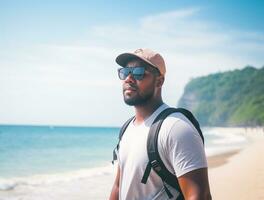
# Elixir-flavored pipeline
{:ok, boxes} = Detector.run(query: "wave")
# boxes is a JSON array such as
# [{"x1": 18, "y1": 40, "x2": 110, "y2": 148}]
[
  {"x1": 0, "y1": 164, "x2": 115, "y2": 191},
  {"x1": 204, "y1": 127, "x2": 249, "y2": 156}
]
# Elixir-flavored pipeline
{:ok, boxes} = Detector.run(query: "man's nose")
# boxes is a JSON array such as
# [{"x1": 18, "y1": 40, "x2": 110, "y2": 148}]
[{"x1": 124, "y1": 73, "x2": 136, "y2": 83}]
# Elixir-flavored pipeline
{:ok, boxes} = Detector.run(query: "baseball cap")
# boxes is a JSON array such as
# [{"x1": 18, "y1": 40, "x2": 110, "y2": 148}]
[{"x1": 115, "y1": 48, "x2": 166, "y2": 75}]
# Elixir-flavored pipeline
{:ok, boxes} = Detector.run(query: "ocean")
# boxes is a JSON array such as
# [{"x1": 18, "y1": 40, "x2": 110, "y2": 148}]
[
  {"x1": 0, "y1": 125, "x2": 249, "y2": 199},
  {"x1": 0, "y1": 125, "x2": 117, "y2": 179}
]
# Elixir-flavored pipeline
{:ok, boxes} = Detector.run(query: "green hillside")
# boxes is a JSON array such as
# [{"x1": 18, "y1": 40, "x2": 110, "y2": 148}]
[{"x1": 178, "y1": 66, "x2": 264, "y2": 126}]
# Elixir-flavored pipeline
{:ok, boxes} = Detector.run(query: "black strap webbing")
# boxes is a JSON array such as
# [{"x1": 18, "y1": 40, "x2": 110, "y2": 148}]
[
  {"x1": 145, "y1": 107, "x2": 203, "y2": 200},
  {"x1": 113, "y1": 107, "x2": 203, "y2": 200},
  {"x1": 112, "y1": 116, "x2": 134, "y2": 164}
]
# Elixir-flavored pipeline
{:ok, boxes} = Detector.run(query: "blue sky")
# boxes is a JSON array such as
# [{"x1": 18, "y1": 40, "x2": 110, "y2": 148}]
[{"x1": 0, "y1": 1, "x2": 264, "y2": 126}]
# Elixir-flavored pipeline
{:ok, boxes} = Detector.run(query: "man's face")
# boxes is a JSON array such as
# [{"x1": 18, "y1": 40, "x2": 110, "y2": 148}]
[{"x1": 121, "y1": 60, "x2": 158, "y2": 106}]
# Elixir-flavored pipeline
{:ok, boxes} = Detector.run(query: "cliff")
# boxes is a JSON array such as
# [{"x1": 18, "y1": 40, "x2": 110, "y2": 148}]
[{"x1": 178, "y1": 66, "x2": 264, "y2": 126}]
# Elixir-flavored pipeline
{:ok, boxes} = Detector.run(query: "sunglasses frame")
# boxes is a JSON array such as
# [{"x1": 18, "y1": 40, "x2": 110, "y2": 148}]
[{"x1": 118, "y1": 66, "x2": 146, "y2": 80}]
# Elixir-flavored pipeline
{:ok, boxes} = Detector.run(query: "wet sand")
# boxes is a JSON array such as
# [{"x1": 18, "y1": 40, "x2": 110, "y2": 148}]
[
  {"x1": 208, "y1": 150, "x2": 240, "y2": 168},
  {"x1": 208, "y1": 129, "x2": 264, "y2": 200}
]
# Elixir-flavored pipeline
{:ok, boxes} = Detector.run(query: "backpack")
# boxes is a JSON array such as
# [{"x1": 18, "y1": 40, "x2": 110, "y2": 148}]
[{"x1": 112, "y1": 107, "x2": 204, "y2": 200}]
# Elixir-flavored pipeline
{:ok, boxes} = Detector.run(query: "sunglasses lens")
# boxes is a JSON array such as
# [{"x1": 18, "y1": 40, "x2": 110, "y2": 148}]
[
  {"x1": 132, "y1": 67, "x2": 145, "y2": 80},
  {"x1": 118, "y1": 68, "x2": 129, "y2": 80}
]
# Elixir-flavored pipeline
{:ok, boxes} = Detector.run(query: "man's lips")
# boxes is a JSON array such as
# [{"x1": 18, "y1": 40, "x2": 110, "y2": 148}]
[
  {"x1": 125, "y1": 88, "x2": 136, "y2": 92},
  {"x1": 123, "y1": 85, "x2": 137, "y2": 93}
]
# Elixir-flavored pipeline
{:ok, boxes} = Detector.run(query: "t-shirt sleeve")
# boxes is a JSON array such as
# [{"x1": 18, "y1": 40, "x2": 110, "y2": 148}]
[{"x1": 159, "y1": 115, "x2": 208, "y2": 177}]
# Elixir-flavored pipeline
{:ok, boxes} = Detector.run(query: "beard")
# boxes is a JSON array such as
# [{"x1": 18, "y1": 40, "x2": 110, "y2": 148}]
[{"x1": 123, "y1": 86, "x2": 155, "y2": 106}]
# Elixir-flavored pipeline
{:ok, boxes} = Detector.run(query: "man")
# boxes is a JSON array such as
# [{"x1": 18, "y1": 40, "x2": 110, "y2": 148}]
[{"x1": 109, "y1": 48, "x2": 211, "y2": 200}]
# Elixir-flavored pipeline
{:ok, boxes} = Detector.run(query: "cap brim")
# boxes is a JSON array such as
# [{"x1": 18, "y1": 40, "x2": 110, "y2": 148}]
[{"x1": 115, "y1": 53, "x2": 158, "y2": 69}]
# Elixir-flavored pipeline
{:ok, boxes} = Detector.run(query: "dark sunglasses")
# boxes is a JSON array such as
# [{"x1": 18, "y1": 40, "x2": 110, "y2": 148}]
[{"x1": 118, "y1": 66, "x2": 146, "y2": 80}]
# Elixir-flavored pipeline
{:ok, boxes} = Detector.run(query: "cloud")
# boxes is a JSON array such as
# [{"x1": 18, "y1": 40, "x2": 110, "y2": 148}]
[
  {"x1": 1, "y1": 7, "x2": 264, "y2": 126},
  {"x1": 86, "y1": 7, "x2": 264, "y2": 68},
  {"x1": 84, "y1": 7, "x2": 264, "y2": 91}
]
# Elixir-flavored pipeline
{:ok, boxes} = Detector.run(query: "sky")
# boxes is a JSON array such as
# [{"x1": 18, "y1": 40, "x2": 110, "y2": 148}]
[{"x1": 0, "y1": 0, "x2": 264, "y2": 127}]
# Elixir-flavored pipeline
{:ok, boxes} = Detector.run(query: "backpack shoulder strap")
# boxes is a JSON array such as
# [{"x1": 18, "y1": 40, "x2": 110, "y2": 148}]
[
  {"x1": 142, "y1": 107, "x2": 204, "y2": 199},
  {"x1": 172, "y1": 108, "x2": 204, "y2": 144},
  {"x1": 112, "y1": 116, "x2": 134, "y2": 164},
  {"x1": 118, "y1": 116, "x2": 135, "y2": 140}
]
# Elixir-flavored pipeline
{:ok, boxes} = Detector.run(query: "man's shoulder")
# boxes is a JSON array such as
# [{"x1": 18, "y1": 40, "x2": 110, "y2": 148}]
[
  {"x1": 163, "y1": 111, "x2": 198, "y2": 132},
  {"x1": 157, "y1": 110, "x2": 207, "y2": 177},
  {"x1": 158, "y1": 111, "x2": 202, "y2": 146}
]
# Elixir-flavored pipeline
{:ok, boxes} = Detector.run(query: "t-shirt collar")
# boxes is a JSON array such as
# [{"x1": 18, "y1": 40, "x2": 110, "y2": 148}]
[{"x1": 132, "y1": 103, "x2": 169, "y2": 127}]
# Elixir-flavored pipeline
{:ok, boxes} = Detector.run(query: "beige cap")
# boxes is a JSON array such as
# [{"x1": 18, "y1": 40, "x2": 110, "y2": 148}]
[{"x1": 115, "y1": 48, "x2": 166, "y2": 75}]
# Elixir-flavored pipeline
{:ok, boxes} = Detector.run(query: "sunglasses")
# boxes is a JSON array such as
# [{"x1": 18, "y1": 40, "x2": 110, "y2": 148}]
[{"x1": 118, "y1": 66, "x2": 146, "y2": 80}]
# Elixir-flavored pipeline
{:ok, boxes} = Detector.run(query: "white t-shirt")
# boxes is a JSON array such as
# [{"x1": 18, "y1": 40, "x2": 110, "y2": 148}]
[{"x1": 118, "y1": 104, "x2": 207, "y2": 200}]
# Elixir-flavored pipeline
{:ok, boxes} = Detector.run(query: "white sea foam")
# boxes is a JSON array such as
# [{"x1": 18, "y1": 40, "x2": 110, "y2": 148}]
[
  {"x1": 0, "y1": 163, "x2": 117, "y2": 200},
  {"x1": 0, "y1": 164, "x2": 115, "y2": 191},
  {"x1": 204, "y1": 127, "x2": 249, "y2": 156}
]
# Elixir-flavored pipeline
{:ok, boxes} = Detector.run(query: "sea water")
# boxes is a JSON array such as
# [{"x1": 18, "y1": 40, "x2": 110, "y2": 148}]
[
  {"x1": 0, "y1": 125, "x2": 248, "y2": 193},
  {"x1": 0, "y1": 125, "x2": 118, "y2": 178}
]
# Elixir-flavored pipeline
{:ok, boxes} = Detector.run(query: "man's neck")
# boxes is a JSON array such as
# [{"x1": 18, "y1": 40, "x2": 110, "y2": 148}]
[{"x1": 133, "y1": 100, "x2": 163, "y2": 125}]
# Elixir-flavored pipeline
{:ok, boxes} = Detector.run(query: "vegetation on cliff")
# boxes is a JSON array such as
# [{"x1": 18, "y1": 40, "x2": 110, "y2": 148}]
[{"x1": 178, "y1": 66, "x2": 264, "y2": 126}]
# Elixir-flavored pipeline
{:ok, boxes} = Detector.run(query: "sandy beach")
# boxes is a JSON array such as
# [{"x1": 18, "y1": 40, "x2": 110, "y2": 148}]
[
  {"x1": 0, "y1": 127, "x2": 263, "y2": 200},
  {"x1": 209, "y1": 127, "x2": 264, "y2": 200}
]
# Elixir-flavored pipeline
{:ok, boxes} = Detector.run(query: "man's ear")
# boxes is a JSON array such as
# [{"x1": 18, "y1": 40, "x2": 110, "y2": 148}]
[{"x1": 156, "y1": 75, "x2": 164, "y2": 88}]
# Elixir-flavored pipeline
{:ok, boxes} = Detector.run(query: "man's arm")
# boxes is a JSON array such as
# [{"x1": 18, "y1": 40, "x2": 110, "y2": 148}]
[
  {"x1": 178, "y1": 168, "x2": 212, "y2": 200},
  {"x1": 109, "y1": 166, "x2": 120, "y2": 200}
]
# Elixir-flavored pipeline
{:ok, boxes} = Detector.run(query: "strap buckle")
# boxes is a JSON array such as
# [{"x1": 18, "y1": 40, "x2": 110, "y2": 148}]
[{"x1": 151, "y1": 160, "x2": 162, "y2": 172}]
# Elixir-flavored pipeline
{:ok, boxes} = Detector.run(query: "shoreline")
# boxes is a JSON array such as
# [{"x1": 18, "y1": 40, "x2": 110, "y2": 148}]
[
  {"x1": 0, "y1": 127, "x2": 263, "y2": 200},
  {"x1": 208, "y1": 127, "x2": 264, "y2": 200},
  {"x1": 207, "y1": 149, "x2": 240, "y2": 168}
]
